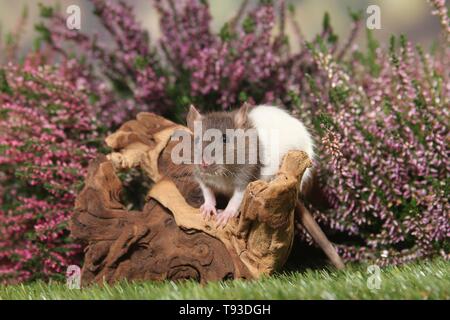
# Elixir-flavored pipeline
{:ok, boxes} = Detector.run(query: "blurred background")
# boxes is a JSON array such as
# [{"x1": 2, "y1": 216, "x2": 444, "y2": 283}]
[{"x1": 0, "y1": 0, "x2": 444, "y2": 54}]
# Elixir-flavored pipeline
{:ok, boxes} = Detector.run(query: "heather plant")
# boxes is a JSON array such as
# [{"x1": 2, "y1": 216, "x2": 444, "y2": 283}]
[
  {"x1": 297, "y1": 1, "x2": 449, "y2": 265},
  {"x1": 303, "y1": 32, "x2": 449, "y2": 265},
  {"x1": 36, "y1": 0, "x2": 168, "y2": 127},
  {"x1": 37, "y1": 0, "x2": 322, "y2": 125},
  {"x1": 0, "y1": 0, "x2": 448, "y2": 283},
  {"x1": 0, "y1": 54, "x2": 101, "y2": 283}
]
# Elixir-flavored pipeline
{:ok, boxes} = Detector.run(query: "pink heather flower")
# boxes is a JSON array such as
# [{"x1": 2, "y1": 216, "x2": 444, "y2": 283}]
[
  {"x1": 0, "y1": 55, "x2": 97, "y2": 283},
  {"x1": 429, "y1": 0, "x2": 450, "y2": 43}
]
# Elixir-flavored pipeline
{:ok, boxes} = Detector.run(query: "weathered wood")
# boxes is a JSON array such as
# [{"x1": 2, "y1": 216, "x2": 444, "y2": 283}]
[
  {"x1": 72, "y1": 156, "x2": 246, "y2": 284},
  {"x1": 71, "y1": 112, "x2": 340, "y2": 285}
]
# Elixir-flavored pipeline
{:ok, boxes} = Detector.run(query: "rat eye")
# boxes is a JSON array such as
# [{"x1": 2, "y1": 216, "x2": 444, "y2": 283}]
[{"x1": 222, "y1": 133, "x2": 227, "y2": 143}]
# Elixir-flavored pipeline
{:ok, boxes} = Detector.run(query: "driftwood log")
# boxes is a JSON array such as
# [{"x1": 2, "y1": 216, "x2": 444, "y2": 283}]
[{"x1": 71, "y1": 112, "x2": 342, "y2": 285}]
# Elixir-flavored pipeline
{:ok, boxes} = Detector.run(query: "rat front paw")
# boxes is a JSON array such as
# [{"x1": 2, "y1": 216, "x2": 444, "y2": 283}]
[
  {"x1": 200, "y1": 202, "x2": 217, "y2": 220},
  {"x1": 215, "y1": 208, "x2": 238, "y2": 228}
]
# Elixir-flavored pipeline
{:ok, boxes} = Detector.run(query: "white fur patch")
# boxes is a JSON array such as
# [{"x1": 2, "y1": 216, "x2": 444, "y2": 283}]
[{"x1": 248, "y1": 105, "x2": 315, "y2": 191}]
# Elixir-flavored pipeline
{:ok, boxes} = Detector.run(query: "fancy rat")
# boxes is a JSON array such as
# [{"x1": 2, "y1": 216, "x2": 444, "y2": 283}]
[
  {"x1": 186, "y1": 103, "x2": 344, "y2": 269},
  {"x1": 186, "y1": 103, "x2": 315, "y2": 226}
]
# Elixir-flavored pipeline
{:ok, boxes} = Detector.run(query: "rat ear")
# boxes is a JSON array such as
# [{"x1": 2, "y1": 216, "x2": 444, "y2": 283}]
[
  {"x1": 186, "y1": 104, "x2": 202, "y2": 131},
  {"x1": 234, "y1": 102, "x2": 251, "y2": 128}
]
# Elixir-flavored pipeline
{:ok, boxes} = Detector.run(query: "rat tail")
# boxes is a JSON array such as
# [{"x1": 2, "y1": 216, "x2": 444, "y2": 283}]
[{"x1": 295, "y1": 201, "x2": 345, "y2": 270}]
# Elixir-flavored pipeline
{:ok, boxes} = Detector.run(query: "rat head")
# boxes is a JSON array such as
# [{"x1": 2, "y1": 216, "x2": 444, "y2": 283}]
[{"x1": 186, "y1": 103, "x2": 257, "y2": 177}]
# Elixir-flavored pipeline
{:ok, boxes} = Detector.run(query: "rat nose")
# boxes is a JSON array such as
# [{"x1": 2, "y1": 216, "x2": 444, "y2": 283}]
[{"x1": 201, "y1": 159, "x2": 210, "y2": 168}]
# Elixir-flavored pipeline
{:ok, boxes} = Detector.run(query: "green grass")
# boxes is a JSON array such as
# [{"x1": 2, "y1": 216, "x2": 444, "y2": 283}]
[{"x1": 1, "y1": 259, "x2": 448, "y2": 300}]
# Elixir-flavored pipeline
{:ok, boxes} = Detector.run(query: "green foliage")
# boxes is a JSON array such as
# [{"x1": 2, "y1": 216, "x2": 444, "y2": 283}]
[
  {"x1": 348, "y1": 7, "x2": 363, "y2": 22},
  {"x1": 134, "y1": 55, "x2": 150, "y2": 70},
  {"x1": 242, "y1": 16, "x2": 256, "y2": 34},
  {"x1": 38, "y1": 3, "x2": 54, "y2": 18},
  {"x1": 0, "y1": 69, "x2": 12, "y2": 95},
  {"x1": 219, "y1": 22, "x2": 235, "y2": 42},
  {"x1": 259, "y1": 0, "x2": 273, "y2": 5},
  {"x1": 238, "y1": 91, "x2": 248, "y2": 103},
  {"x1": 329, "y1": 85, "x2": 350, "y2": 106},
  {"x1": 322, "y1": 12, "x2": 338, "y2": 44},
  {"x1": 288, "y1": 3, "x2": 295, "y2": 14},
  {"x1": 322, "y1": 12, "x2": 331, "y2": 31},
  {"x1": 389, "y1": 35, "x2": 400, "y2": 67},
  {"x1": 351, "y1": 29, "x2": 381, "y2": 76},
  {"x1": 34, "y1": 22, "x2": 51, "y2": 43},
  {"x1": 313, "y1": 112, "x2": 336, "y2": 134}
]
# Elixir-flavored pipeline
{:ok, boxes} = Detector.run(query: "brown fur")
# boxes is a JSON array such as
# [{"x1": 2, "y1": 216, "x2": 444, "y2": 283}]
[{"x1": 187, "y1": 104, "x2": 261, "y2": 197}]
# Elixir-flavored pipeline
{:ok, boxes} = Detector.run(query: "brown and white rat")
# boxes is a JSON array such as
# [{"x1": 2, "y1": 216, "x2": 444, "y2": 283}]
[
  {"x1": 186, "y1": 103, "x2": 314, "y2": 227},
  {"x1": 186, "y1": 103, "x2": 344, "y2": 269},
  {"x1": 186, "y1": 103, "x2": 261, "y2": 227}
]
